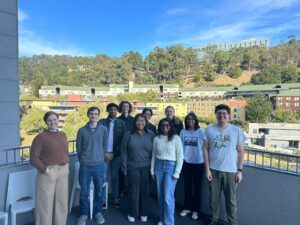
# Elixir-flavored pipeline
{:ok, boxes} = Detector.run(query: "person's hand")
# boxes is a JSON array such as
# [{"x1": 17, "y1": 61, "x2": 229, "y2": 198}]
[
  {"x1": 235, "y1": 171, "x2": 243, "y2": 184},
  {"x1": 172, "y1": 176, "x2": 178, "y2": 180},
  {"x1": 206, "y1": 169, "x2": 212, "y2": 181},
  {"x1": 105, "y1": 153, "x2": 113, "y2": 161},
  {"x1": 151, "y1": 175, "x2": 155, "y2": 180}
]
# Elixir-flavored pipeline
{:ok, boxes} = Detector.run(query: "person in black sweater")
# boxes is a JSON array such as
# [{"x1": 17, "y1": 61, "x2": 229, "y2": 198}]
[{"x1": 142, "y1": 108, "x2": 156, "y2": 134}]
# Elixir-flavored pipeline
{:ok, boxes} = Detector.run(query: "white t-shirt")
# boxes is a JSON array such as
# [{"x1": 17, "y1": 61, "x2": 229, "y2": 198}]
[
  {"x1": 203, "y1": 124, "x2": 246, "y2": 173},
  {"x1": 180, "y1": 128, "x2": 204, "y2": 164}
]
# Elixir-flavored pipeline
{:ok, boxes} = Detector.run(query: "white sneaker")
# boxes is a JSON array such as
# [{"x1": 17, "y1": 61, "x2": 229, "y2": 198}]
[
  {"x1": 141, "y1": 216, "x2": 147, "y2": 222},
  {"x1": 191, "y1": 212, "x2": 198, "y2": 220},
  {"x1": 77, "y1": 215, "x2": 88, "y2": 225},
  {"x1": 179, "y1": 209, "x2": 191, "y2": 217},
  {"x1": 157, "y1": 221, "x2": 164, "y2": 225},
  {"x1": 127, "y1": 215, "x2": 135, "y2": 222}
]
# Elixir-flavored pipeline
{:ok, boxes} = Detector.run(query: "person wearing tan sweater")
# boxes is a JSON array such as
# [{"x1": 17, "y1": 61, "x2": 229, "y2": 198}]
[{"x1": 30, "y1": 111, "x2": 69, "y2": 225}]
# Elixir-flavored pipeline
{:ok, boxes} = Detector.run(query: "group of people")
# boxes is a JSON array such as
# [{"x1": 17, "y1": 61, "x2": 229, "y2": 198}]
[{"x1": 30, "y1": 101, "x2": 246, "y2": 225}]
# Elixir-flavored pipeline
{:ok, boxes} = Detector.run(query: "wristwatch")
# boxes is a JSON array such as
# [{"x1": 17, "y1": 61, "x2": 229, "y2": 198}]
[{"x1": 237, "y1": 168, "x2": 243, "y2": 172}]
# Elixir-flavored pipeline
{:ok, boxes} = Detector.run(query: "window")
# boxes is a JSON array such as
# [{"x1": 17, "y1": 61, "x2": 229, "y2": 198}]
[
  {"x1": 295, "y1": 97, "x2": 299, "y2": 101},
  {"x1": 286, "y1": 97, "x2": 291, "y2": 101},
  {"x1": 286, "y1": 103, "x2": 290, "y2": 107},
  {"x1": 278, "y1": 97, "x2": 282, "y2": 101},
  {"x1": 295, "y1": 103, "x2": 299, "y2": 107}
]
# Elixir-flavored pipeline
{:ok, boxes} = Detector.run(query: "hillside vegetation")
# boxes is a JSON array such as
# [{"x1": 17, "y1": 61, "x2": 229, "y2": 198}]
[{"x1": 19, "y1": 36, "x2": 300, "y2": 96}]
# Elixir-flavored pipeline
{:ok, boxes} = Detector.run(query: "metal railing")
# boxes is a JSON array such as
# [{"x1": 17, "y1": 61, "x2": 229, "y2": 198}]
[
  {"x1": 0, "y1": 140, "x2": 76, "y2": 167},
  {"x1": 244, "y1": 147, "x2": 300, "y2": 174},
  {"x1": 1, "y1": 141, "x2": 300, "y2": 174}
]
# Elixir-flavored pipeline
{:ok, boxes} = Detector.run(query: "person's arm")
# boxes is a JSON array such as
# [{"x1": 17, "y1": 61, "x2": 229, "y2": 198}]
[
  {"x1": 173, "y1": 136, "x2": 184, "y2": 179},
  {"x1": 150, "y1": 137, "x2": 157, "y2": 179},
  {"x1": 121, "y1": 132, "x2": 130, "y2": 175},
  {"x1": 203, "y1": 140, "x2": 212, "y2": 181},
  {"x1": 76, "y1": 129, "x2": 82, "y2": 162},
  {"x1": 236, "y1": 144, "x2": 244, "y2": 183},
  {"x1": 103, "y1": 126, "x2": 108, "y2": 155},
  {"x1": 236, "y1": 128, "x2": 246, "y2": 183},
  {"x1": 30, "y1": 134, "x2": 47, "y2": 173}
]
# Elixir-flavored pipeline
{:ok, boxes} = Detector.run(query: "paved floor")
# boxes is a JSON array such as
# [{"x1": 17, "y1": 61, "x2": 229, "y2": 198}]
[{"x1": 67, "y1": 196, "x2": 211, "y2": 225}]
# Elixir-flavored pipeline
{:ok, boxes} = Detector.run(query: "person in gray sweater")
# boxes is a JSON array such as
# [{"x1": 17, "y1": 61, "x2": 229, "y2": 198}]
[
  {"x1": 76, "y1": 107, "x2": 108, "y2": 225},
  {"x1": 121, "y1": 113, "x2": 155, "y2": 223}
]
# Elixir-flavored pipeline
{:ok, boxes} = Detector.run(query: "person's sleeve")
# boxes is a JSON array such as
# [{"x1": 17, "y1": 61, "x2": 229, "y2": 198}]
[
  {"x1": 203, "y1": 128, "x2": 208, "y2": 143},
  {"x1": 150, "y1": 137, "x2": 157, "y2": 175},
  {"x1": 121, "y1": 132, "x2": 130, "y2": 175},
  {"x1": 30, "y1": 134, "x2": 47, "y2": 173},
  {"x1": 76, "y1": 129, "x2": 82, "y2": 162},
  {"x1": 103, "y1": 126, "x2": 108, "y2": 154},
  {"x1": 179, "y1": 130, "x2": 185, "y2": 149},
  {"x1": 237, "y1": 127, "x2": 247, "y2": 145},
  {"x1": 173, "y1": 136, "x2": 184, "y2": 178}
]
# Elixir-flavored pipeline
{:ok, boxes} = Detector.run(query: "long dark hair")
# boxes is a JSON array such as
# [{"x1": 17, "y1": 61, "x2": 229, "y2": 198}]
[
  {"x1": 184, "y1": 112, "x2": 200, "y2": 130},
  {"x1": 157, "y1": 118, "x2": 176, "y2": 141},
  {"x1": 132, "y1": 113, "x2": 148, "y2": 133}
]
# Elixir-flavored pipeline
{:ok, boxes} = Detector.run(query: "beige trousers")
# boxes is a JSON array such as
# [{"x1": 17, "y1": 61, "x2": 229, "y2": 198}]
[{"x1": 35, "y1": 164, "x2": 69, "y2": 225}]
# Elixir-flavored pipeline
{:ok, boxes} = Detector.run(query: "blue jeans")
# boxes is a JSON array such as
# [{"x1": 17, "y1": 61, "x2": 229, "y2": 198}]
[
  {"x1": 79, "y1": 164, "x2": 104, "y2": 216},
  {"x1": 155, "y1": 160, "x2": 177, "y2": 225}
]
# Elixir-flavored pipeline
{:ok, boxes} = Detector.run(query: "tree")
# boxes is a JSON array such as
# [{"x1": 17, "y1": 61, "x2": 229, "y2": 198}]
[
  {"x1": 245, "y1": 94, "x2": 273, "y2": 123},
  {"x1": 202, "y1": 62, "x2": 218, "y2": 82},
  {"x1": 228, "y1": 66, "x2": 242, "y2": 78},
  {"x1": 213, "y1": 51, "x2": 229, "y2": 74},
  {"x1": 281, "y1": 65, "x2": 299, "y2": 83},
  {"x1": 241, "y1": 47, "x2": 260, "y2": 72},
  {"x1": 251, "y1": 64, "x2": 282, "y2": 84},
  {"x1": 21, "y1": 108, "x2": 46, "y2": 133},
  {"x1": 272, "y1": 108, "x2": 297, "y2": 123},
  {"x1": 122, "y1": 51, "x2": 143, "y2": 69}
]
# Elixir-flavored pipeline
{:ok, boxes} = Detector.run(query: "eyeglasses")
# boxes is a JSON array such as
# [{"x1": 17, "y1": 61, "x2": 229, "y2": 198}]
[{"x1": 161, "y1": 124, "x2": 170, "y2": 127}]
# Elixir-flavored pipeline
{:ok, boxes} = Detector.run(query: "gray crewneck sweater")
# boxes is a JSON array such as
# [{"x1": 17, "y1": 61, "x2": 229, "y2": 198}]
[
  {"x1": 121, "y1": 130, "x2": 154, "y2": 175},
  {"x1": 76, "y1": 122, "x2": 108, "y2": 165}
]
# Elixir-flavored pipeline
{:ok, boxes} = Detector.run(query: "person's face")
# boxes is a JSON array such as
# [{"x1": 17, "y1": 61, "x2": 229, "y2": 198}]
[
  {"x1": 160, "y1": 121, "x2": 170, "y2": 135},
  {"x1": 216, "y1": 109, "x2": 230, "y2": 124},
  {"x1": 135, "y1": 116, "x2": 146, "y2": 131},
  {"x1": 143, "y1": 110, "x2": 152, "y2": 121},
  {"x1": 45, "y1": 114, "x2": 59, "y2": 131},
  {"x1": 121, "y1": 103, "x2": 130, "y2": 114},
  {"x1": 108, "y1": 106, "x2": 118, "y2": 118},
  {"x1": 186, "y1": 115, "x2": 196, "y2": 129},
  {"x1": 88, "y1": 109, "x2": 100, "y2": 122},
  {"x1": 165, "y1": 108, "x2": 174, "y2": 119}
]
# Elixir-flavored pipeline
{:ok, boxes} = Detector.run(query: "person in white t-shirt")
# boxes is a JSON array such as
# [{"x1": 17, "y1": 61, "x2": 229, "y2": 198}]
[
  {"x1": 179, "y1": 112, "x2": 205, "y2": 220},
  {"x1": 203, "y1": 104, "x2": 246, "y2": 225}
]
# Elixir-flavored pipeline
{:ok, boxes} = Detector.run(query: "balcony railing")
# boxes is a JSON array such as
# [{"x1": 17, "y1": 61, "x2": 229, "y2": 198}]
[{"x1": 1, "y1": 141, "x2": 300, "y2": 175}]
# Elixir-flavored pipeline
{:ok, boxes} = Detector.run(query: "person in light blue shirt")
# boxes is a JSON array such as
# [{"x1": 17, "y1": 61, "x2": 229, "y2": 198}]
[{"x1": 99, "y1": 103, "x2": 126, "y2": 208}]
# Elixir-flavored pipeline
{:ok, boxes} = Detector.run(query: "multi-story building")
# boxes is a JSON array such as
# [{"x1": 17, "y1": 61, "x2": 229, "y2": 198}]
[
  {"x1": 187, "y1": 99, "x2": 246, "y2": 121},
  {"x1": 216, "y1": 38, "x2": 269, "y2": 51},
  {"x1": 247, "y1": 123, "x2": 300, "y2": 150},
  {"x1": 271, "y1": 90, "x2": 300, "y2": 111}
]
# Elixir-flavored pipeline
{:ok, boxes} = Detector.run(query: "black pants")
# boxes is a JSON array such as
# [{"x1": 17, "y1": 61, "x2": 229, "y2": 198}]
[
  {"x1": 182, "y1": 161, "x2": 205, "y2": 212},
  {"x1": 127, "y1": 166, "x2": 150, "y2": 218}
]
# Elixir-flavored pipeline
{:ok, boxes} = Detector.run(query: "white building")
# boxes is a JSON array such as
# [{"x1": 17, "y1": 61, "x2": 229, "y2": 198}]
[{"x1": 248, "y1": 123, "x2": 300, "y2": 150}]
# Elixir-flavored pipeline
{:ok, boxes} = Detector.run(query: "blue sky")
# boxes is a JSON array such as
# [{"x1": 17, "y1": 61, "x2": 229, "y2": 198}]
[{"x1": 19, "y1": 0, "x2": 300, "y2": 57}]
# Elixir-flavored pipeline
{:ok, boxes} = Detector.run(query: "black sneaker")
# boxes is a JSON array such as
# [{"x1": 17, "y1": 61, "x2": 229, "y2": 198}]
[{"x1": 113, "y1": 198, "x2": 120, "y2": 208}]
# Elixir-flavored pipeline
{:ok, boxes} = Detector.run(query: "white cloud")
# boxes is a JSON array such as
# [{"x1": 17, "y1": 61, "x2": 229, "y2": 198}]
[
  {"x1": 18, "y1": 9, "x2": 90, "y2": 56},
  {"x1": 166, "y1": 8, "x2": 189, "y2": 16},
  {"x1": 18, "y1": 9, "x2": 28, "y2": 22}
]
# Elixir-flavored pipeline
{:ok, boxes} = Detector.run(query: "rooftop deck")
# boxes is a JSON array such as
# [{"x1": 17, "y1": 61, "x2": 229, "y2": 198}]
[{"x1": 0, "y1": 146, "x2": 299, "y2": 225}]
